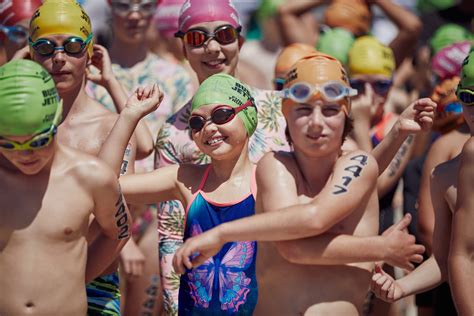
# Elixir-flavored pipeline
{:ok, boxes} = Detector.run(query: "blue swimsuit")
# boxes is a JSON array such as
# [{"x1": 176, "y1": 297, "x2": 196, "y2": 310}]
[{"x1": 178, "y1": 166, "x2": 258, "y2": 316}]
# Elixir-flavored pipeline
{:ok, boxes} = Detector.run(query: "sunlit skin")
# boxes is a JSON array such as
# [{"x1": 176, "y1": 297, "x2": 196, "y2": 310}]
[
  {"x1": 0, "y1": 136, "x2": 55, "y2": 175},
  {"x1": 182, "y1": 21, "x2": 243, "y2": 84},
  {"x1": 3, "y1": 19, "x2": 29, "y2": 61}
]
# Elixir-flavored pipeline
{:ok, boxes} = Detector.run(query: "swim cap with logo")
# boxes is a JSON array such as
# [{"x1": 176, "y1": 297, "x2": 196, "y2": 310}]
[
  {"x1": 349, "y1": 36, "x2": 395, "y2": 77},
  {"x1": 274, "y1": 43, "x2": 317, "y2": 78},
  {"x1": 431, "y1": 41, "x2": 471, "y2": 80},
  {"x1": 178, "y1": 0, "x2": 240, "y2": 32},
  {"x1": 431, "y1": 76, "x2": 464, "y2": 133},
  {"x1": 459, "y1": 49, "x2": 474, "y2": 90},
  {"x1": 317, "y1": 27, "x2": 355, "y2": 65},
  {"x1": 29, "y1": 0, "x2": 93, "y2": 57},
  {"x1": 283, "y1": 53, "x2": 352, "y2": 116},
  {"x1": 324, "y1": 0, "x2": 371, "y2": 36},
  {"x1": 191, "y1": 73, "x2": 257, "y2": 136},
  {"x1": 0, "y1": 59, "x2": 62, "y2": 136},
  {"x1": 429, "y1": 24, "x2": 471, "y2": 55}
]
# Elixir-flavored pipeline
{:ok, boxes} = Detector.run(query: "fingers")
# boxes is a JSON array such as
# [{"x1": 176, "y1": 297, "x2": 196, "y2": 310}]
[
  {"x1": 394, "y1": 213, "x2": 411, "y2": 231},
  {"x1": 410, "y1": 253, "x2": 424, "y2": 264}
]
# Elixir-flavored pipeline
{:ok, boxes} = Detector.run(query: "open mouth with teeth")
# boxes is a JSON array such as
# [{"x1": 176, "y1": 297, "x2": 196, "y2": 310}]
[{"x1": 205, "y1": 136, "x2": 227, "y2": 146}]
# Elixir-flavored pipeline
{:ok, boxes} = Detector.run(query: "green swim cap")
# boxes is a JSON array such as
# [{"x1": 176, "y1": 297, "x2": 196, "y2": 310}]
[
  {"x1": 191, "y1": 73, "x2": 258, "y2": 136},
  {"x1": 317, "y1": 28, "x2": 355, "y2": 65},
  {"x1": 417, "y1": 0, "x2": 458, "y2": 13},
  {"x1": 0, "y1": 59, "x2": 62, "y2": 136},
  {"x1": 256, "y1": 0, "x2": 285, "y2": 22},
  {"x1": 459, "y1": 48, "x2": 474, "y2": 89},
  {"x1": 429, "y1": 24, "x2": 471, "y2": 54}
]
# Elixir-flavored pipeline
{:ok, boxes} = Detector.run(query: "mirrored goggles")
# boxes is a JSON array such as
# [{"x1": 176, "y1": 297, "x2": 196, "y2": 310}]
[
  {"x1": 188, "y1": 100, "x2": 254, "y2": 132},
  {"x1": 440, "y1": 102, "x2": 463, "y2": 114},
  {"x1": 274, "y1": 78, "x2": 285, "y2": 91},
  {"x1": 456, "y1": 87, "x2": 474, "y2": 105},
  {"x1": 29, "y1": 34, "x2": 93, "y2": 56},
  {"x1": 0, "y1": 125, "x2": 57, "y2": 151},
  {"x1": 111, "y1": 0, "x2": 157, "y2": 17},
  {"x1": 175, "y1": 25, "x2": 241, "y2": 48},
  {"x1": 0, "y1": 24, "x2": 28, "y2": 43},
  {"x1": 281, "y1": 81, "x2": 357, "y2": 103},
  {"x1": 349, "y1": 78, "x2": 393, "y2": 95}
]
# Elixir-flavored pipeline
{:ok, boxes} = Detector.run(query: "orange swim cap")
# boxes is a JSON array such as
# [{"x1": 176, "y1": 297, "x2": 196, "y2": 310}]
[
  {"x1": 282, "y1": 52, "x2": 351, "y2": 117},
  {"x1": 431, "y1": 76, "x2": 464, "y2": 133},
  {"x1": 274, "y1": 43, "x2": 317, "y2": 78},
  {"x1": 324, "y1": 0, "x2": 371, "y2": 36}
]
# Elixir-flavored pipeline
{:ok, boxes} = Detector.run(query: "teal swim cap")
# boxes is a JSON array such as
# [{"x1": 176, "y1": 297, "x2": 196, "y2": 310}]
[
  {"x1": 191, "y1": 73, "x2": 258, "y2": 136},
  {"x1": 459, "y1": 48, "x2": 474, "y2": 89},
  {"x1": 0, "y1": 59, "x2": 62, "y2": 136},
  {"x1": 317, "y1": 27, "x2": 355, "y2": 65},
  {"x1": 429, "y1": 24, "x2": 471, "y2": 54}
]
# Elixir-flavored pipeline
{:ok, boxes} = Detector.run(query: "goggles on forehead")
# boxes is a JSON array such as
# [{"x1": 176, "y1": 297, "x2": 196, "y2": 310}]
[
  {"x1": 0, "y1": 24, "x2": 28, "y2": 43},
  {"x1": 281, "y1": 81, "x2": 357, "y2": 103},
  {"x1": 175, "y1": 25, "x2": 241, "y2": 48},
  {"x1": 349, "y1": 78, "x2": 393, "y2": 95},
  {"x1": 456, "y1": 87, "x2": 474, "y2": 105},
  {"x1": 29, "y1": 34, "x2": 93, "y2": 57},
  {"x1": 188, "y1": 100, "x2": 254, "y2": 132},
  {"x1": 111, "y1": 0, "x2": 157, "y2": 17}
]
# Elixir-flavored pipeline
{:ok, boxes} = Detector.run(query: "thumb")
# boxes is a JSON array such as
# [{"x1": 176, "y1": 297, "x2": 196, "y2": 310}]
[{"x1": 394, "y1": 213, "x2": 411, "y2": 231}]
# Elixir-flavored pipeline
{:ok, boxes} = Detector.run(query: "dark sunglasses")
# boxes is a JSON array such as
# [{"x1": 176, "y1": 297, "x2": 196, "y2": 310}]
[
  {"x1": 29, "y1": 34, "x2": 93, "y2": 56},
  {"x1": 175, "y1": 25, "x2": 241, "y2": 48},
  {"x1": 188, "y1": 100, "x2": 254, "y2": 132},
  {"x1": 111, "y1": 0, "x2": 156, "y2": 17},
  {"x1": 349, "y1": 79, "x2": 393, "y2": 95},
  {"x1": 0, "y1": 24, "x2": 28, "y2": 43}
]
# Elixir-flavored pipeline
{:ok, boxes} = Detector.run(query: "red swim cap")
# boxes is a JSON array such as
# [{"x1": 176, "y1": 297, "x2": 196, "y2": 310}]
[
  {"x1": 177, "y1": 0, "x2": 240, "y2": 32},
  {"x1": 0, "y1": 0, "x2": 42, "y2": 26}
]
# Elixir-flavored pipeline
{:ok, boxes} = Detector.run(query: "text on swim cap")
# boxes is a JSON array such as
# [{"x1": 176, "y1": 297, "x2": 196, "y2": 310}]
[{"x1": 42, "y1": 88, "x2": 58, "y2": 106}]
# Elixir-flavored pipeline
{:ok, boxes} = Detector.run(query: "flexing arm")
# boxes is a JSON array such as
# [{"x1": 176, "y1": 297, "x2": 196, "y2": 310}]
[
  {"x1": 369, "y1": 0, "x2": 422, "y2": 68},
  {"x1": 371, "y1": 167, "x2": 452, "y2": 302},
  {"x1": 173, "y1": 150, "x2": 378, "y2": 272},
  {"x1": 449, "y1": 138, "x2": 474, "y2": 316},
  {"x1": 85, "y1": 162, "x2": 132, "y2": 282},
  {"x1": 88, "y1": 44, "x2": 155, "y2": 160},
  {"x1": 276, "y1": 0, "x2": 321, "y2": 46}
]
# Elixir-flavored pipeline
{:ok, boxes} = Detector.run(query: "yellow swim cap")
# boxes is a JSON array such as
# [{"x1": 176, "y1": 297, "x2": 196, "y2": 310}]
[
  {"x1": 348, "y1": 36, "x2": 395, "y2": 77},
  {"x1": 29, "y1": 0, "x2": 93, "y2": 57}
]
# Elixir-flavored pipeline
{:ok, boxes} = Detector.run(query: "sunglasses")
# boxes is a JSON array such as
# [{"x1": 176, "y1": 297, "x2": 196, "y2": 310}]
[
  {"x1": 175, "y1": 25, "x2": 241, "y2": 48},
  {"x1": 274, "y1": 78, "x2": 285, "y2": 91},
  {"x1": 456, "y1": 87, "x2": 474, "y2": 105},
  {"x1": 349, "y1": 79, "x2": 393, "y2": 95},
  {"x1": 29, "y1": 34, "x2": 93, "y2": 57},
  {"x1": 0, "y1": 24, "x2": 28, "y2": 43},
  {"x1": 188, "y1": 100, "x2": 254, "y2": 132},
  {"x1": 281, "y1": 81, "x2": 357, "y2": 103},
  {"x1": 0, "y1": 125, "x2": 58, "y2": 151},
  {"x1": 111, "y1": 0, "x2": 156, "y2": 17}
]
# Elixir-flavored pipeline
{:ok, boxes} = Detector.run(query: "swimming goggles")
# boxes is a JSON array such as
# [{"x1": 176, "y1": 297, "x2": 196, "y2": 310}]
[
  {"x1": 273, "y1": 78, "x2": 285, "y2": 91},
  {"x1": 29, "y1": 34, "x2": 93, "y2": 57},
  {"x1": 175, "y1": 25, "x2": 241, "y2": 48},
  {"x1": 0, "y1": 125, "x2": 58, "y2": 151},
  {"x1": 188, "y1": 100, "x2": 254, "y2": 132},
  {"x1": 281, "y1": 81, "x2": 357, "y2": 103},
  {"x1": 0, "y1": 24, "x2": 28, "y2": 43},
  {"x1": 110, "y1": 0, "x2": 156, "y2": 17},
  {"x1": 456, "y1": 87, "x2": 474, "y2": 105},
  {"x1": 349, "y1": 79, "x2": 393, "y2": 95}
]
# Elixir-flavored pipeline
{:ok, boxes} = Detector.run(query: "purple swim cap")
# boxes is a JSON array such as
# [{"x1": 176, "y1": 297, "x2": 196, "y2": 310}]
[
  {"x1": 431, "y1": 41, "x2": 471, "y2": 80},
  {"x1": 177, "y1": 0, "x2": 241, "y2": 32},
  {"x1": 153, "y1": 0, "x2": 184, "y2": 38}
]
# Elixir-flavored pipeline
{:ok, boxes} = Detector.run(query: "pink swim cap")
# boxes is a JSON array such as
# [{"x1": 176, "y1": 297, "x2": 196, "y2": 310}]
[
  {"x1": 431, "y1": 41, "x2": 471, "y2": 80},
  {"x1": 153, "y1": 0, "x2": 184, "y2": 38},
  {"x1": 0, "y1": 0, "x2": 42, "y2": 26},
  {"x1": 177, "y1": 0, "x2": 240, "y2": 32}
]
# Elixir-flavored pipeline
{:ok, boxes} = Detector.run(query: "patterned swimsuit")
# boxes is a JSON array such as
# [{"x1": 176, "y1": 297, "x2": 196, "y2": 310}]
[{"x1": 178, "y1": 166, "x2": 258, "y2": 315}]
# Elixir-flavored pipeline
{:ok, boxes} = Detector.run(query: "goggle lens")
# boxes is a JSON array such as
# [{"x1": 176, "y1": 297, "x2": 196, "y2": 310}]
[
  {"x1": 274, "y1": 78, "x2": 285, "y2": 91},
  {"x1": 284, "y1": 81, "x2": 357, "y2": 103},
  {"x1": 0, "y1": 127, "x2": 57, "y2": 151},
  {"x1": 350, "y1": 79, "x2": 392, "y2": 95},
  {"x1": 30, "y1": 35, "x2": 91, "y2": 56},
  {"x1": 457, "y1": 90, "x2": 474, "y2": 105},
  {"x1": 179, "y1": 25, "x2": 240, "y2": 48},
  {"x1": 1, "y1": 25, "x2": 28, "y2": 43},
  {"x1": 111, "y1": 1, "x2": 156, "y2": 17}
]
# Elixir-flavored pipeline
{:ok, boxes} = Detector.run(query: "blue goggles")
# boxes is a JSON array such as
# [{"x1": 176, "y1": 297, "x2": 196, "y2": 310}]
[
  {"x1": 29, "y1": 33, "x2": 93, "y2": 56},
  {"x1": 0, "y1": 24, "x2": 28, "y2": 43}
]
